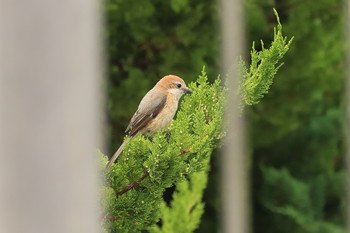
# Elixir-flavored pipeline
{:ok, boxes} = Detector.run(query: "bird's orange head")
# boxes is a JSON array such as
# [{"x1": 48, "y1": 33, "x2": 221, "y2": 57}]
[{"x1": 156, "y1": 75, "x2": 192, "y2": 96}]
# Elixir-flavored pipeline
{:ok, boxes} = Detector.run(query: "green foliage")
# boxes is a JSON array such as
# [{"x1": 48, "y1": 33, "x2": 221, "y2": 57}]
[
  {"x1": 248, "y1": 0, "x2": 347, "y2": 232},
  {"x1": 102, "y1": 6, "x2": 293, "y2": 231},
  {"x1": 152, "y1": 11, "x2": 292, "y2": 233},
  {"x1": 149, "y1": 172, "x2": 207, "y2": 233},
  {"x1": 260, "y1": 166, "x2": 346, "y2": 233},
  {"x1": 104, "y1": 0, "x2": 347, "y2": 231},
  {"x1": 240, "y1": 9, "x2": 293, "y2": 106},
  {"x1": 101, "y1": 69, "x2": 225, "y2": 232}
]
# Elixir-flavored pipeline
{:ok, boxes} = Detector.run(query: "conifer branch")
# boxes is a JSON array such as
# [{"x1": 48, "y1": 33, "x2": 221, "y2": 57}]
[
  {"x1": 116, "y1": 172, "x2": 149, "y2": 196},
  {"x1": 115, "y1": 148, "x2": 192, "y2": 197},
  {"x1": 239, "y1": 9, "x2": 293, "y2": 107}
]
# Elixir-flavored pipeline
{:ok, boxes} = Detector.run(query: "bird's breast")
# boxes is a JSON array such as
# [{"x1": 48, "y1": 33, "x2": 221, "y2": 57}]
[{"x1": 144, "y1": 93, "x2": 178, "y2": 135}]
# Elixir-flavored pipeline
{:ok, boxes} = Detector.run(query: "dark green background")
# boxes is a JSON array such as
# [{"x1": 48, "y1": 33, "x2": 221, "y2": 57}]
[{"x1": 105, "y1": 0, "x2": 346, "y2": 232}]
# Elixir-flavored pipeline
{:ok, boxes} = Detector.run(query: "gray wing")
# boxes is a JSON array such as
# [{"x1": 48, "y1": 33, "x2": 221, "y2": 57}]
[{"x1": 125, "y1": 90, "x2": 167, "y2": 137}]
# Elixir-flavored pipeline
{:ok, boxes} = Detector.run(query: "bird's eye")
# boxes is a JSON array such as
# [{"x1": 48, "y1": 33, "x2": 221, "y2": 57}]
[{"x1": 176, "y1": 83, "x2": 182, "y2": 88}]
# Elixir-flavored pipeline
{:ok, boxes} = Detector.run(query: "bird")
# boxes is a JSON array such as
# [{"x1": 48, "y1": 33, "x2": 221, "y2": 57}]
[{"x1": 105, "y1": 75, "x2": 192, "y2": 170}]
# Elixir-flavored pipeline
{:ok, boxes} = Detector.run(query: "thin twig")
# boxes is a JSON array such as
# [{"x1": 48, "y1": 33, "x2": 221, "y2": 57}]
[
  {"x1": 181, "y1": 148, "x2": 192, "y2": 154},
  {"x1": 116, "y1": 172, "x2": 149, "y2": 196},
  {"x1": 104, "y1": 215, "x2": 121, "y2": 221}
]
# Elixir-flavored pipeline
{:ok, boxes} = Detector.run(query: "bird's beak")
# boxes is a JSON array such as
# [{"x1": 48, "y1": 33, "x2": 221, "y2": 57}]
[{"x1": 183, "y1": 87, "x2": 192, "y2": 94}]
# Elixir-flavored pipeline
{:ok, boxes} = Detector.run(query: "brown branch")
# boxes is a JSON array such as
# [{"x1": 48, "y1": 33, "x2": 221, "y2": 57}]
[
  {"x1": 116, "y1": 172, "x2": 149, "y2": 196},
  {"x1": 181, "y1": 148, "x2": 192, "y2": 154},
  {"x1": 103, "y1": 215, "x2": 139, "y2": 224},
  {"x1": 104, "y1": 215, "x2": 121, "y2": 221},
  {"x1": 103, "y1": 215, "x2": 139, "y2": 225}
]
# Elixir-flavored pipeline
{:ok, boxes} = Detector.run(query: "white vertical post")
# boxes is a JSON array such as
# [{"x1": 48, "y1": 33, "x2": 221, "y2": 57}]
[
  {"x1": 220, "y1": 0, "x2": 249, "y2": 233},
  {"x1": 0, "y1": 1, "x2": 103, "y2": 233}
]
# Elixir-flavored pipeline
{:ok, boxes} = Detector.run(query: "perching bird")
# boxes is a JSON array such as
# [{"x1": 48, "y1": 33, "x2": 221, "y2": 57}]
[{"x1": 105, "y1": 75, "x2": 192, "y2": 169}]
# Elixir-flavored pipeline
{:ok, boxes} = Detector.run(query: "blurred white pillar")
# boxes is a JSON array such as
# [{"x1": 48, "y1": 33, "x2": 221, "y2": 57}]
[
  {"x1": 0, "y1": 1, "x2": 103, "y2": 233},
  {"x1": 220, "y1": 0, "x2": 249, "y2": 233}
]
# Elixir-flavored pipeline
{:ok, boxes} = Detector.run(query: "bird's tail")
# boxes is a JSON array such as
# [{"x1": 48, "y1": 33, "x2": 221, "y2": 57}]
[{"x1": 105, "y1": 137, "x2": 130, "y2": 170}]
